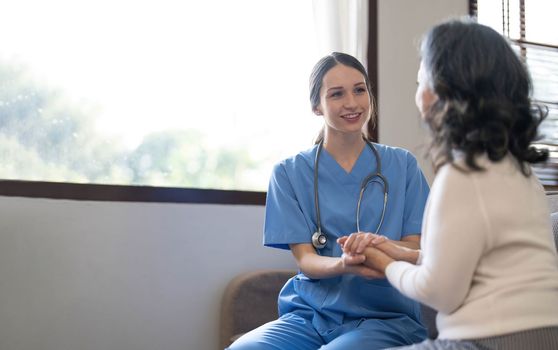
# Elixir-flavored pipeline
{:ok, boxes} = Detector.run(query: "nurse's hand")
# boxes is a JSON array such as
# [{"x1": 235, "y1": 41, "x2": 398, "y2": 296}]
[
  {"x1": 341, "y1": 253, "x2": 385, "y2": 279},
  {"x1": 289, "y1": 243, "x2": 383, "y2": 279},
  {"x1": 337, "y1": 232, "x2": 386, "y2": 255}
]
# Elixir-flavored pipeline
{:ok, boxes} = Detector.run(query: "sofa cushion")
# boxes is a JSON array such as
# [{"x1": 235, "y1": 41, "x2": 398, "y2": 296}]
[{"x1": 550, "y1": 212, "x2": 558, "y2": 249}]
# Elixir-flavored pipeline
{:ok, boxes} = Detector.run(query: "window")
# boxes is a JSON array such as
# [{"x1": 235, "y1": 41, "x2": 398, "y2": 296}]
[
  {"x1": 471, "y1": 0, "x2": 558, "y2": 188},
  {"x1": 0, "y1": 0, "x2": 324, "y2": 195}
]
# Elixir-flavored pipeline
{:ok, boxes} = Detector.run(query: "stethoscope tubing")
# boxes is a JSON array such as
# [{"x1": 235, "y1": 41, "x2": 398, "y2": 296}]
[
  {"x1": 313, "y1": 139, "x2": 389, "y2": 250},
  {"x1": 356, "y1": 178, "x2": 388, "y2": 233},
  {"x1": 313, "y1": 141, "x2": 325, "y2": 236}
]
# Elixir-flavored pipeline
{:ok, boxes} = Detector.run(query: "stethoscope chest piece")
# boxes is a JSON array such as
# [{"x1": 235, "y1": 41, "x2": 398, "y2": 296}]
[{"x1": 312, "y1": 231, "x2": 327, "y2": 249}]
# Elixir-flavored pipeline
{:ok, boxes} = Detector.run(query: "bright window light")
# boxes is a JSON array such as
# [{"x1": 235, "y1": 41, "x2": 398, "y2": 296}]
[{"x1": 0, "y1": 0, "x2": 323, "y2": 191}]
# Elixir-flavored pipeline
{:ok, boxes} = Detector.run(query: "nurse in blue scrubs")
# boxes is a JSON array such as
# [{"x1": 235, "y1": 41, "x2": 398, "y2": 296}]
[{"x1": 228, "y1": 52, "x2": 430, "y2": 350}]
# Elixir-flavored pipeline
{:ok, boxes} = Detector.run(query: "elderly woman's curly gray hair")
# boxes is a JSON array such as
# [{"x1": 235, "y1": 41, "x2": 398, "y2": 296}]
[{"x1": 420, "y1": 17, "x2": 548, "y2": 175}]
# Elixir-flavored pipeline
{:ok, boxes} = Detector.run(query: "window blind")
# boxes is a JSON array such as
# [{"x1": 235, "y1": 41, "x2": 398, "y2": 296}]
[{"x1": 472, "y1": 0, "x2": 558, "y2": 188}]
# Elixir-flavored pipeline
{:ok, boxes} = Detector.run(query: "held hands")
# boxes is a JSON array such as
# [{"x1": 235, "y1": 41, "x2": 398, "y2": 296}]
[
  {"x1": 340, "y1": 253, "x2": 386, "y2": 279},
  {"x1": 337, "y1": 232, "x2": 395, "y2": 274},
  {"x1": 338, "y1": 232, "x2": 387, "y2": 255}
]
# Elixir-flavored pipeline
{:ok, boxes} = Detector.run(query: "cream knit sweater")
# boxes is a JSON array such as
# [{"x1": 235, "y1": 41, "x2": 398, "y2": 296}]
[{"x1": 386, "y1": 155, "x2": 558, "y2": 339}]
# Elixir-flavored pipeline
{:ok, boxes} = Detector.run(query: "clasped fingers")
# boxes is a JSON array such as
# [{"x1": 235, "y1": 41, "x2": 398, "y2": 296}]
[{"x1": 338, "y1": 232, "x2": 380, "y2": 255}]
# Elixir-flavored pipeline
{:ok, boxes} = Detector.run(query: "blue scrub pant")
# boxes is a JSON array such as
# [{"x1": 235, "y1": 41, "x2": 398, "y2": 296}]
[{"x1": 227, "y1": 312, "x2": 425, "y2": 350}]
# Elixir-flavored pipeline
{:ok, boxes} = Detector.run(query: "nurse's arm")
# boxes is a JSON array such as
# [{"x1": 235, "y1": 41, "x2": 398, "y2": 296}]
[{"x1": 289, "y1": 243, "x2": 384, "y2": 279}]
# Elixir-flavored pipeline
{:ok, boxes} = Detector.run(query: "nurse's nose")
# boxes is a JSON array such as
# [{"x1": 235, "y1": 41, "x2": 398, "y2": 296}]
[{"x1": 343, "y1": 92, "x2": 358, "y2": 109}]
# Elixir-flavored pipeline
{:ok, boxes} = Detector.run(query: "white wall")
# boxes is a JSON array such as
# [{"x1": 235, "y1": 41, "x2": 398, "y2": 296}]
[
  {"x1": 378, "y1": 0, "x2": 468, "y2": 183},
  {"x1": 0, "y1": 2, "x2": 469, "y2": 350},
  {"x1": 0, "y1": 197, "x2": 295, "y2": 350}
]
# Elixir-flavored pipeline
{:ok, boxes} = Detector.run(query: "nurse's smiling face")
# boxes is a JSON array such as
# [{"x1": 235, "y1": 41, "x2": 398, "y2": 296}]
[{"x1": 315, "y1": 64, "x2": 371, "y2": 137}]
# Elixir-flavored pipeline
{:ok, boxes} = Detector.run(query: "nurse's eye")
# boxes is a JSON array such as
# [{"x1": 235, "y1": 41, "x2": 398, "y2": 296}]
[
  {"x1": 354, "y1": 87, "x2": 367, "y2": 94},
  {"x1": 329, "y1": 91, "x2": 343, "y2": 98}
]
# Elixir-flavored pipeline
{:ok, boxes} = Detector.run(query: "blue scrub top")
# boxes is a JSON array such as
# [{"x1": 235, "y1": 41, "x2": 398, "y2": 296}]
[{"x1": 263, "y1": 143, "x2": 430, "y2": 335}]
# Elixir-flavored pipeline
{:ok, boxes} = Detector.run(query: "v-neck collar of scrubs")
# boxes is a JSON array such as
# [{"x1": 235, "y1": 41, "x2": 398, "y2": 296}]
[{"x1": 320, "y1": 144, "x2": 379, "y2": 186}]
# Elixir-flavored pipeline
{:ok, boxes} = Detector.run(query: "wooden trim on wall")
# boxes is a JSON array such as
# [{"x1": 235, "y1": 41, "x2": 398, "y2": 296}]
[
  {"x1": 0, "y1": 180, "x2": 266, "y2": 205},
  {"x1": 367, "y1": 0, "x2": 379, "y2": 142}
]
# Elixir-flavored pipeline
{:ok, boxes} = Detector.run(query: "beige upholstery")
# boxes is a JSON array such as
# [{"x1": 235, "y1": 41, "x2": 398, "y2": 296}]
[
  {"x1": 220, "y1": 269, "x2": 296, "y2": 349},
  {"x1": 548, "y1": 193, "x2": 558, "y2": 249}
]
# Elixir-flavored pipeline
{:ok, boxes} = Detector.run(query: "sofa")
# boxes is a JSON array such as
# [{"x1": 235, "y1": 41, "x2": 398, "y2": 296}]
[{"x1": 220, "y1": 194, "x2": 558, "y2": 349}]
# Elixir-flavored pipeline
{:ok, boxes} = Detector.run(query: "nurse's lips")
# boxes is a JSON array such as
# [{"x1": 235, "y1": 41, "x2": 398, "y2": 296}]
[{"x1": 341, "y1": 112, "x2": 361, "y2": 121}]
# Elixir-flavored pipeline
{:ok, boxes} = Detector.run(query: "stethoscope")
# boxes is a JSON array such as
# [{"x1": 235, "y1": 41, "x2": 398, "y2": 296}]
[{"x1": 311, "y1": 140, "x2": 389, "y2": 250}]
